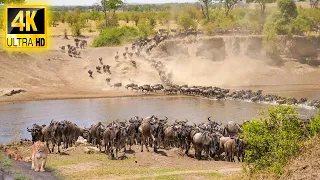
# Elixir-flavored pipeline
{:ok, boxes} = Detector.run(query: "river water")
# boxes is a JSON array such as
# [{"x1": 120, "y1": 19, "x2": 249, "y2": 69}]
[{"x1": 0, "y1": 96, "x2": 317, "y2": 144}]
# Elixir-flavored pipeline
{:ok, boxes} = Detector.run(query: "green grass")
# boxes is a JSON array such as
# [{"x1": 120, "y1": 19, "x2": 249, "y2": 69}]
[
  {"x1": 0, "y1": 154, "x2": 13, "y2": 167},
  {"x1": 92, "y1": 26, "x2": 140, "y2": 47},
  {"x1": 14, "y1": 175, "x2": 30, "y2": 180}
]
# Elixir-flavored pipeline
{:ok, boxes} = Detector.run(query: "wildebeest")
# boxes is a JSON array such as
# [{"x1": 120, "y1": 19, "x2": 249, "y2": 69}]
[
  {"x1": 103, "y1": 65, "x2": 111, "y2": 74},
  {"x1": 27, "y1": 124, "x2": 44, "y2": 143},
  {"x1": 88, "y1": 70, "x2": 93, "y2": 78},
  {"x1": 80, "y1": 40, "x2": 87, "y2": 49},
  {"x1": 127, "y1": 116, "x2": 143, "y2": 150},
  {"x1": 139, "y1": 116, "x2": 168, "y2": 152},
  {"x1": 113, "y1": 83, "x2": 122, "y2": 88},
  {"x1": 224, "y1": 138, "x2": 240, "y2": 162},
  {"x1": 223, "y1": 121, "x2": 242, "y2": 137}
]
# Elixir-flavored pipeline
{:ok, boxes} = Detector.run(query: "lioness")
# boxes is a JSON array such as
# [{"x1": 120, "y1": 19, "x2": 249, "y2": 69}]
[{"x1": 31, "y1": 141, "x2": 49, "y2": 172}]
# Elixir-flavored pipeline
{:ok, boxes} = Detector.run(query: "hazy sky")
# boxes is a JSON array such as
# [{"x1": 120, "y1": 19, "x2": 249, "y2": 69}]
[{"x1": 27, "y1": 0, "x2": 198, "y2": 6}]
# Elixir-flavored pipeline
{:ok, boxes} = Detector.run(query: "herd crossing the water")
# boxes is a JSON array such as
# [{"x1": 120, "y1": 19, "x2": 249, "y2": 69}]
[{"x1": 27, "y1": 117, "x2": 250, "y2": 162}]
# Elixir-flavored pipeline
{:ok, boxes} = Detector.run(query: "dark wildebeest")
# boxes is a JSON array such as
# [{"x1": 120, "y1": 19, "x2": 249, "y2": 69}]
[
  {"x1": 113, "y1": 83, "x2": 122, "y2": 88},
  {"x1": 27, "y1": 124, "x2": 44, "y2": 144},
  {"x1": 127, "y1": 116, "x2": 143, "y2": 150},
  {"x1": 139, "y1": 116, "x2": 168, "y2": 152}
]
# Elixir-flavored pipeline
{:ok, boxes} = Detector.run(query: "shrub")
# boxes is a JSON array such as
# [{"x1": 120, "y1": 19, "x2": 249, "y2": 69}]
[
  {"x1": 277, "y1": 0, "x2": 298, "y2": 20},
  {"x1": 92, "y1": 26, "x2": 140, "y2": 47},
  {"x1": 71, "y1": 21, "x2": 85, "y2": 37},
  {"x1": 309, "y1": 111, "x2": 320, "y2": 136},
  {"x1": 242, "y1": 106, "x2": 305, "y2": 174},
  {"x1": 137, "y1": 19, "x2": 154, "y2": 38},
  {"x1": 177, "y1": 13, "x2": 197, "y2": 30}
]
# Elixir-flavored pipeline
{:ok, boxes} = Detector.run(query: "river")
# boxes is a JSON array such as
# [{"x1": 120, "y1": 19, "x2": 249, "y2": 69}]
[{"x1": 0, "y1": 96, "x2": 317, "y2": 144}]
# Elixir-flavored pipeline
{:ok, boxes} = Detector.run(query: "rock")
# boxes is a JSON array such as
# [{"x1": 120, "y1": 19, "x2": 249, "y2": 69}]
[
  {"x1": 76, "y1": 136, "x2": 87, "y2": 144},
  {"x1": 83, "y1": 147, "x2": 91, "y2": 154},
  {"x1": 24, "y1": 157, "x2": 32, "y2": 162},
  {"x1": 83, "y1": 146, "x2": 100, "y2": 154}
]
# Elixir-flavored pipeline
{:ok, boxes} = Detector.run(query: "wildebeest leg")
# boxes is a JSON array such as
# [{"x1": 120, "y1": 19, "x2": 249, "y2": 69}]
[
  {"x1": 46, "y1": 141, "x2": 51, "y2": 153},
  {"x1": 105, "y1": 143, "x2": 108, "y2": 155},
  {"x1": 140, "y1": 136, "x2": 144, "y2": 152},
  {"x1": 51, "y1": 143, "x2": 55, "y2": 153}
]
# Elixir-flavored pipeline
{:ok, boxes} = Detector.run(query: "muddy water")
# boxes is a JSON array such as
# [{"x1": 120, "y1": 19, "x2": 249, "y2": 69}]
[{"x1": 0, "y1": 97, "x2": 317, "y2": 144}]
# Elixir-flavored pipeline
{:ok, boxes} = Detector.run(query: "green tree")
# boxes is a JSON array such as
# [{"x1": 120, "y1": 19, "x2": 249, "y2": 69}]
[
  {"x1": 49, "y1": 11, "x2": 60, "y2": 27},
  {"x1": 277, "y1": 0, "x2": 298, "y2": 20},
  {"x1": 101, "y1": 0, "x2": 123, "y2": 27}
]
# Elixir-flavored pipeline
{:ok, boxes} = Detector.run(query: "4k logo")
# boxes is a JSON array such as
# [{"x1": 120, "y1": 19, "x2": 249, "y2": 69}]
[{"x1": 5, "y1": 5, "x2": 48, "y2": 48}]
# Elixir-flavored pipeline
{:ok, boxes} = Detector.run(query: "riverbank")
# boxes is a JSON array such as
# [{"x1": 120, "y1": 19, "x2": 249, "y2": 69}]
[{"x1": 0, "y1": 143, "x2": 242, "y2": 180}]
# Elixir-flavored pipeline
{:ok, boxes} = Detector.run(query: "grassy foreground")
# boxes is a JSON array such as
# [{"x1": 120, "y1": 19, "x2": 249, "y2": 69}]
[{"x1": 4, "y1": 144, "x2": 240, "y2": 180}]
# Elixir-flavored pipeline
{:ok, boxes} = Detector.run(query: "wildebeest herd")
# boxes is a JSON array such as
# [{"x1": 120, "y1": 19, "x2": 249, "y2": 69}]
[
  {"x1": 120, "y1": 83, "x2": 320, "y2": 109},
  {"x1": 59, "y1": 38, "x2": 87, "y2": 58},
  {"x1": 86, "y1": 28, "x2": 200, "y2": 85},
  {"x1": 27, "y1": 117, "x2": 247, "y2": 162}
]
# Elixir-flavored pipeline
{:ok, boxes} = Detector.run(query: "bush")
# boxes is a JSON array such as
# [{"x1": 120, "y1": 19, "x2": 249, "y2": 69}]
[
  {"x1": 242, "y1": 106, "x2": 305, "y2": 174},
  {"x1": 309, "y1": 111, "x2": 320, "y2": 136},
  {"x1": 92, "y1": 26, "x2": 140, "y2": 47},
  {"x1": 277, "y1": 0, "x2": 298, "y2": 20},
  {"x1": 137, "y1": 19, "x2": 154, "y2": 38},
  {"x1": 177, "y1": 13, "x2": 197, "y2": 30},
  {"x1": 71, "y1": 21, "x2": 85, "y2": 37}
]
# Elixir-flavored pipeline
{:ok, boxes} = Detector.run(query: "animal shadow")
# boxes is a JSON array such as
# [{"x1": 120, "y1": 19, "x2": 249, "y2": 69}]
[
  {"x1": 58, "y1": 152, "x2": 69, "y2": 156},
  {"x1": 124, "y1": 150, "x2": 135, "y2": 154},
  {"x1": 154, "y1": 150, "x2": 168, "y2": 157}
]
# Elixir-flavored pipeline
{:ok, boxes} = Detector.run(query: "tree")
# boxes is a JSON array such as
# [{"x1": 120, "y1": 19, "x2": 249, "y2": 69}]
[
  {"x1": 101, "y1": 0, "x2": 123, "y2": 27},
  {"x1": 224, "y1": 0, "x2": 238, "y2": 16},
  {"x1": 277, "y1": 0, "x2": 298, "y2": 20},
  {"x1": 199, "y1": 0, "x2": 210, "y2": 20},
  {"x1": 246, "y1": 0, "x2": 276, "y2": 15},
  {"x1": 49, "y1": 11, "x2": 60, "y2": 27}
]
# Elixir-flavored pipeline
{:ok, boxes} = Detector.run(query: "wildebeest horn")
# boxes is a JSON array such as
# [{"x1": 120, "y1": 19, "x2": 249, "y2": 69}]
[
  {"x1": 175, "y1": 120, "x2": 178, "y2": 123},
  {"x1": 219, "y1": 121, "x2": 222, "y2": 126},
  {"x1": 165, "y1": 116, "x2": 168, "y2": 120},
  {"x1": 208, "y1": 117, "x2": 212, "y2": 122}
]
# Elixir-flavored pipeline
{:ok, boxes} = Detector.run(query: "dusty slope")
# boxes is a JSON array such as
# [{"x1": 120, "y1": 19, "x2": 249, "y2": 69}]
[
  {"x1": 0, "y1": 36, "x2": 319, "y2": 102},
  {"x1": 281, "y1": 136, "x2": 320, "y2": 180}
]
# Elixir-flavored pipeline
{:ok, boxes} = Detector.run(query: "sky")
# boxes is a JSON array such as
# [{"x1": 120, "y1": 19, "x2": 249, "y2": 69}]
[{"x1": 27, "y1": 0, "x2": 198, "y2": 6}]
